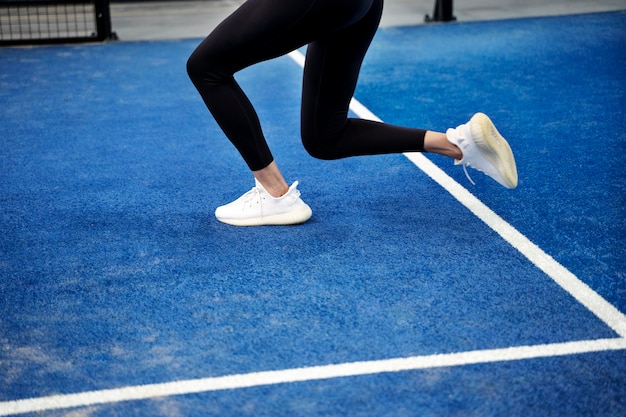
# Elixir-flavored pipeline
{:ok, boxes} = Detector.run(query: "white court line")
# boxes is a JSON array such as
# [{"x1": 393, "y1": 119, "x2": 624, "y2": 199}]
[
  {"x1": 2, "y1": 338, "x2": 626, "y2": 416},
  {"x1": 1, "y1": 50, "x2": 625, "y2": 416}
]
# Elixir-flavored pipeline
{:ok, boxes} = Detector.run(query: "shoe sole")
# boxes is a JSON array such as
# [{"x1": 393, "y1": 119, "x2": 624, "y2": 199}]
[
  {"x1": 469, "y1": 113, "x2": 518, "y2": 189},
  {"x1": 216, "y1": 205, "x2": 312, "y2": 226}
]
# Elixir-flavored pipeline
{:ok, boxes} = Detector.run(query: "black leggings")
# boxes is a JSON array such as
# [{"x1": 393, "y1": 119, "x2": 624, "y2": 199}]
[{"x1": 187, "y1": 0, "x2": 426, "y2": 171}]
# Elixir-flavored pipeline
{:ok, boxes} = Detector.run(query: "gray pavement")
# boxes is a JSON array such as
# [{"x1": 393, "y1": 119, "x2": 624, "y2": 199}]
[{"x1": 110, "y1": 0, "x2": 626, "y2": 42}]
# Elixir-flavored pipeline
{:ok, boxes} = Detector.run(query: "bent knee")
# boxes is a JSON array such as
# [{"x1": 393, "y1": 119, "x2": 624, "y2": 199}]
[
  {"x1": 301, "y1": 133, "x2": 339, "y2": 161},
  {"x1": 186, "y1": 51, "x2": 210, "y2": 82},
  {"x1": 186, "y1": 49, "x2": 229, "y2": 86}
]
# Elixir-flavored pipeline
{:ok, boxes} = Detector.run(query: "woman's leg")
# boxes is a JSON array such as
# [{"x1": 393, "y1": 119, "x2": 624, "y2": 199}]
[
  {"x1": 187, "y1": 0, "x2": 377, "y2": 171},
  {"x1": 299, "y1": 4, "x2": 516, "y2": 189},
  {"x1": 301, "y1": 0, "x2": 433, "y2": 160}
]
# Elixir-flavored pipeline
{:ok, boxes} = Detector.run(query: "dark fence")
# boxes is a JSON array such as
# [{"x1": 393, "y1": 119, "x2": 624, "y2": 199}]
[{"x1": 0, "y1": 0, "x2": 116, "y2": 45}]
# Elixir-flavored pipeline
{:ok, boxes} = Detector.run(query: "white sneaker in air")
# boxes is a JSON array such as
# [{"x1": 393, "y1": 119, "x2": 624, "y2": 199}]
[
  {"x1": 446, "y1": 112, "x2": 518, "y2": 189},
  {"x1": 215, "y1": 180, "x2": 312, "y2": 226}
]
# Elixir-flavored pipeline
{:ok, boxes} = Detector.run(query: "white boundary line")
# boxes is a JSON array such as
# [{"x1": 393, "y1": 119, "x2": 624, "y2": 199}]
[
  {"x1": 1, "y1": 50, "x2": 624, "y2": 416},
  {"x1": 2, "y1": 338, "x2": 626, "y2": 416}
]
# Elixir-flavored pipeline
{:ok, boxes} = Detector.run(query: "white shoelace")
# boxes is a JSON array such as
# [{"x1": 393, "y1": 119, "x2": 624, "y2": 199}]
[
  {"x1": 462, "y1": 164, "x2": 476, "y2": 185},
  {"x1": 241, "y1": 187, "x2": 262, "y2": 208}
]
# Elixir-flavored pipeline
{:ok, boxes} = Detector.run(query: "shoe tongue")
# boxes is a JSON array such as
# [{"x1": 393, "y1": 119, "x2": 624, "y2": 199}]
[
  {"x1": 254, "y1": 178, "x2": 267, "y2": 191},
  {"x1": 254, "y1": 179, "x2": 300, "y2": 199},
  {"x1": 255, "y1": 179, "x2": 299, "y2": 192}
]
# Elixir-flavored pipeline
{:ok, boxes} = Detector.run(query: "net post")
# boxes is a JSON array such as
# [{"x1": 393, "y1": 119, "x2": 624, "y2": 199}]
[
  {"x1": 425, "y1": 0, "x2": 456, "y2": 23},
  {"x1": 94, "y1": 0, "x2": 117, "y2": 41}
]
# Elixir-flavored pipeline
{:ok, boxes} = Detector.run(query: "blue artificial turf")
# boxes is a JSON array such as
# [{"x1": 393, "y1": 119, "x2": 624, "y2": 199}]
[
  {"x1": 357, "y1": 11, "x2": 626, "y2": 311},
  {"x1": 0, "y1": 11, "x2": 625, "y2": 416}
]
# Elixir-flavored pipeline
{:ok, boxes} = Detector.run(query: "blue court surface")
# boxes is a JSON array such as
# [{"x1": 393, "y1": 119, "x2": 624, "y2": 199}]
[{"x1": 1, "y1": 11, "x2": 625, "y2": 417}]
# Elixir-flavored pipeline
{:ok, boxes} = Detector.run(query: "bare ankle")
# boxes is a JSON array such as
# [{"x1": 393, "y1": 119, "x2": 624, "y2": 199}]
[
  {"x1": 423, "y1": 131, "x2": 462, "y2": 159},
  {"x1": 253, "y1": 161, "x2": 289, "y2": 197}
]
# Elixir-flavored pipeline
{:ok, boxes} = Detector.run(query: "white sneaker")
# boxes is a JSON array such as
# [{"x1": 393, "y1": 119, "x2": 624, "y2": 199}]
[
  {"x1": 215, "y1": 180, "x2": 312, "y2": 226},
  {"x1": 446, "y1": 113, "x2": 518, "y2": 189}
]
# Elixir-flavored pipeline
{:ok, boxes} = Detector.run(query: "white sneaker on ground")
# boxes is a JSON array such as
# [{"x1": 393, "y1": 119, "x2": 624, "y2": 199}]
[
  {"x1": 215, "y1": 180, "x2": 312, "y2": 226},
  {"x1": 446, "y1": 112, "x2": 518, "y2": 189}
]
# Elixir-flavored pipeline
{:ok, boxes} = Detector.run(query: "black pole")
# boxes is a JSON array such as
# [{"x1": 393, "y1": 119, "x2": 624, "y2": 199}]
[
  {"x1": 425, "y1": 0, "x2": 456, "y2": 23},
  {"x1": 94, "y1": 0, "x2": 118, "y2": 41}
]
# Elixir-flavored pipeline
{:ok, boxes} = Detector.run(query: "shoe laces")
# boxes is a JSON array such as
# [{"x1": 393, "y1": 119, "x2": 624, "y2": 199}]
[
  {"x1": 461, "y1": 164, "x2": 476, "y2": 186},
  {"x1": 242, "y1": 186, "x2": 263, "y2": 208}
]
